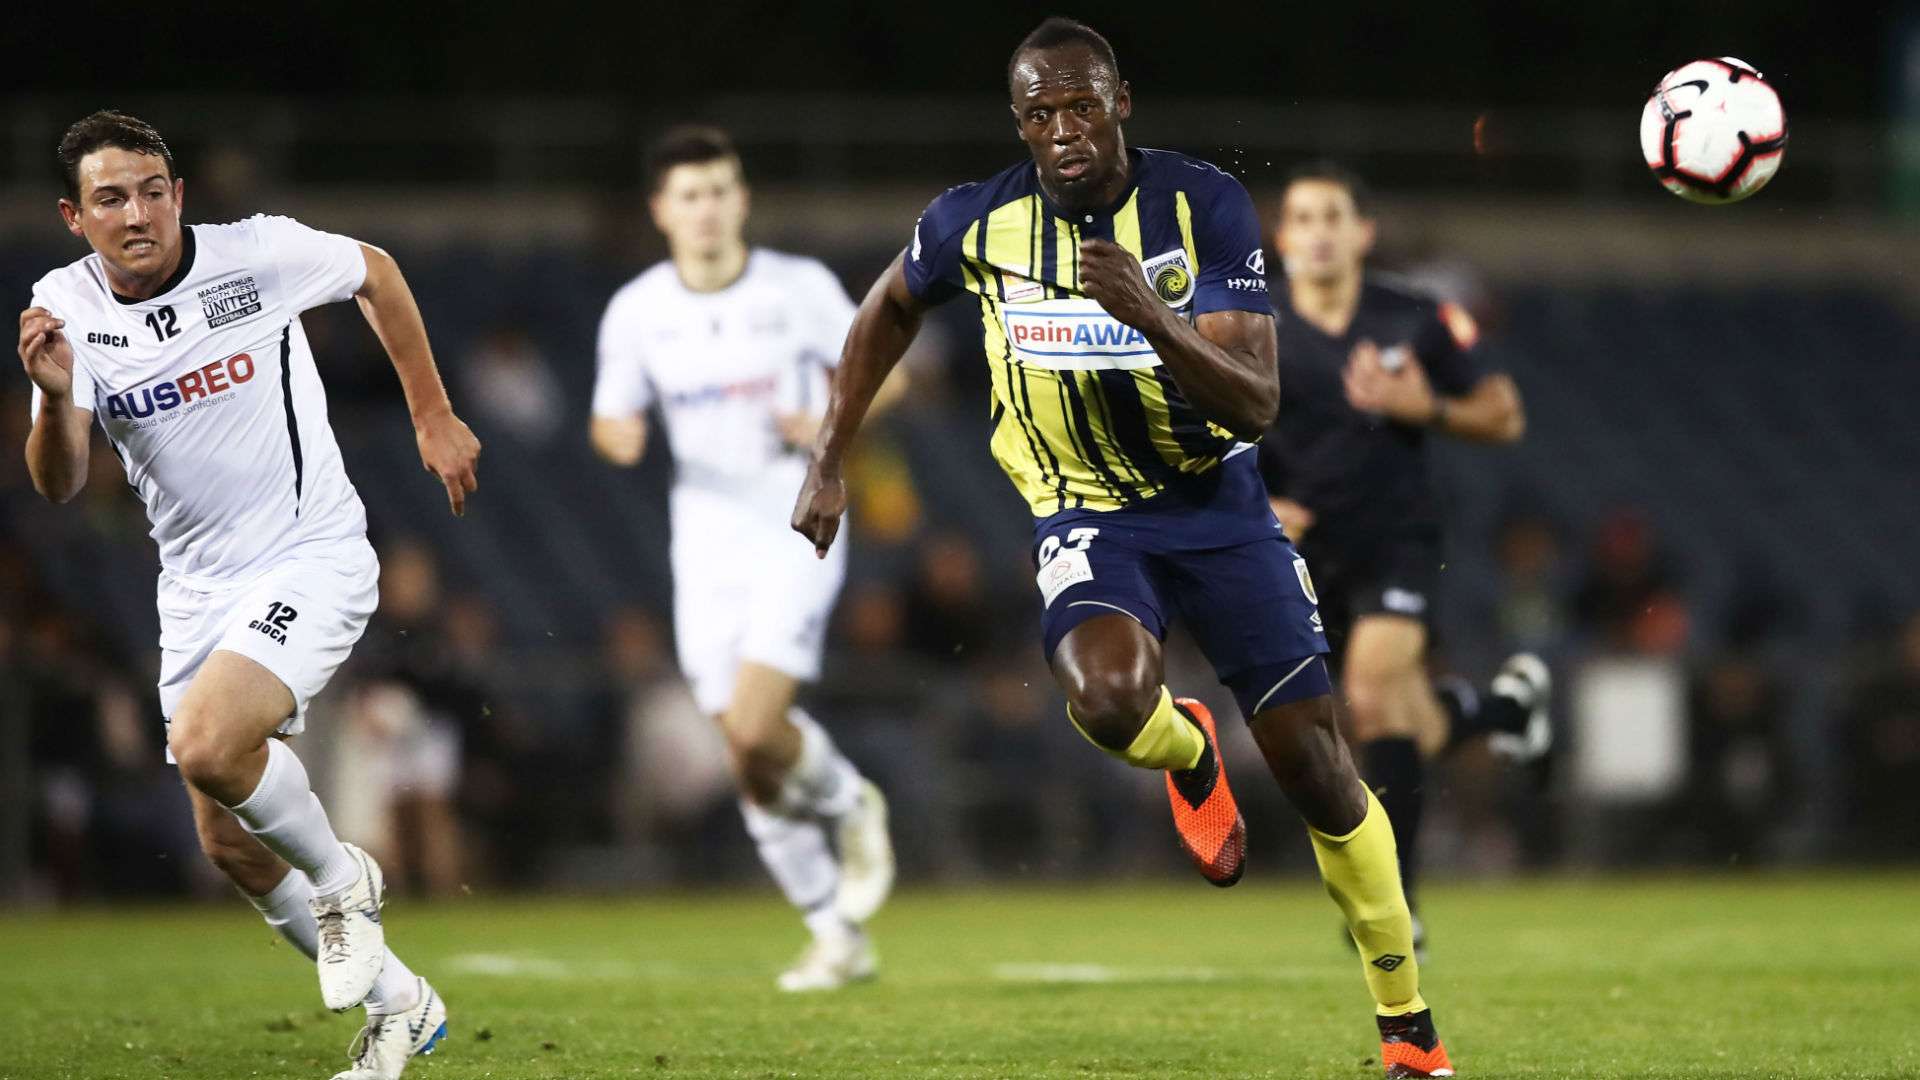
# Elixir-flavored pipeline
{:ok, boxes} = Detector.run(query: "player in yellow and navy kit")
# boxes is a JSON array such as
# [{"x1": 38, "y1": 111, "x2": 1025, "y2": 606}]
[{"x1": 790, "y1": 19, "x2": 1453, "y2": 1078}]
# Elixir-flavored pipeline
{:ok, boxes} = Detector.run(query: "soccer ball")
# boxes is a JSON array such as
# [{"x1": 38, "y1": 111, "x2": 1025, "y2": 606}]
[{"x1": 1640, "y1": 57, "x2": 1787, "y2": 204}]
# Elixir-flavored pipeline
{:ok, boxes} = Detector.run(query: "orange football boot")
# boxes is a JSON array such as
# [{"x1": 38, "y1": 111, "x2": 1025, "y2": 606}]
[
  {"x1": 1378, "y1": 1009, "x2": 1454, "y2": 1078},
  {"x1": 1164, "y1": 698, "x2": 1246, "y2": 886}
]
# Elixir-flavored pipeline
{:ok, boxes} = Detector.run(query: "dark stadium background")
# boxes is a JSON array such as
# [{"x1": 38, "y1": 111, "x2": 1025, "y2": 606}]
[
  {"x1": 0, "y1": 3, "x2": 1901, "y2": 113},
  {"x1": 2, "y1": 0, "x2": 1917, "y2": 904}
]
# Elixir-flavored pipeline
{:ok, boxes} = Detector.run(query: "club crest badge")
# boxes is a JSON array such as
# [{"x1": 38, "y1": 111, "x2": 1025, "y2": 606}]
[{"x1": 1141, "y1": 248, "x2": 1195, "y2": 307}]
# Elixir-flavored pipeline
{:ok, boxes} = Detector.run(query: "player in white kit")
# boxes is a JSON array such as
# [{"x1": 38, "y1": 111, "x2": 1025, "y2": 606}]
[
  {"x1": 591, "y1": 127, "x2": 900, "y2": 991},
  {"x1": 16, "y1": 111, "x2": 479, "y2": 1080}
]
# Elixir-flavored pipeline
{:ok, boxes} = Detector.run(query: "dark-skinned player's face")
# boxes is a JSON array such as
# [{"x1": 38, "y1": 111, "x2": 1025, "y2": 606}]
[
  {"x1": 1009, "y1": 45, "x2": 1132, "y2": 209},
  {"x1": 1276, "y1": 179, "x2": 1374, "y2": 287},
  {"x1": 59, "y1": 147, "x2": 185, "y2": 282}
]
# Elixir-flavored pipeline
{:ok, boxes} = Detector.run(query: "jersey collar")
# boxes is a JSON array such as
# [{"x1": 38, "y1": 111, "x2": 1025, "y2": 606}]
[{"x1": 109, "y1": 225, "x2": 196, "y2": 306}]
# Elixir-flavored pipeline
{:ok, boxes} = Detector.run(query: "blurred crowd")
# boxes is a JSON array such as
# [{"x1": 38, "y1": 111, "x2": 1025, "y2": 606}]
[{"x1": 4, "y1": 276, "x2": 1920, "y2": 906}]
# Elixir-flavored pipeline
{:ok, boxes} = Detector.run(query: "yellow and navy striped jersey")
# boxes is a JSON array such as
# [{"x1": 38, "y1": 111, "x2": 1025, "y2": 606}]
[{"x1": 903, "y1": 147, "x2": 1271, "y2": 518}]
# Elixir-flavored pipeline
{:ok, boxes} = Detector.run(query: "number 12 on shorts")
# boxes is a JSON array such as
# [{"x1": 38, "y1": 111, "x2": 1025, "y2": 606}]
[{"x1": 249, "y1": 600, "x2": 299, "y2": 644}]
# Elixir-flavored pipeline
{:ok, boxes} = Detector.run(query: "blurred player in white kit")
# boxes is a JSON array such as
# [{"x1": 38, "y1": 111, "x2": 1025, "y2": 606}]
[
  {"x1": 16, "y1": 110, "x2": 481, "y2": 1079},
  {"x1": 590, "y1": 126, "x2": 901, "y2": 991}
]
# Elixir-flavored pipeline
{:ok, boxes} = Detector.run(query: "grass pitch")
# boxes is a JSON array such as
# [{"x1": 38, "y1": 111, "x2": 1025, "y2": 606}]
[{"x1": 2, "y1": 873, "x2": 1916, "y2": 1079}]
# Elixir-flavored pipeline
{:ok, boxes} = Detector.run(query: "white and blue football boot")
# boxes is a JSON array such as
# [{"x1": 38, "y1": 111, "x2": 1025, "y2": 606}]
[
  {"x1": 311, "y1": 842, "x2": 387, "y2": 1011},
  {"x1": 330, "y1": 977, "x2": 448, "y2": 1080}
]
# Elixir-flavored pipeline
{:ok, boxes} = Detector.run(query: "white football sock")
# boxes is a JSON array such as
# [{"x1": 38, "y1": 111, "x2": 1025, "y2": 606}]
[
  {"x1": 803, "y1": 905, "x2": 856, "y2": 944},
  {"x1": 247, "y1": 867, "x2": 320, "y2": 956},
  {"x1": 224, "y1": 740, "x2": 358, "y2": 896},
  {"x1": 740, "y1": 798, "x2": 840, "y2": 919},
  {"x1": 247, "y1": 869, "x2": 420, "y2": 1014},
  {"x1": 781, "y1": 708, "x2": 863, "y2": 819},
  {"x1": 363, "y1": 952, "x2": 421, "y2": 1016}
]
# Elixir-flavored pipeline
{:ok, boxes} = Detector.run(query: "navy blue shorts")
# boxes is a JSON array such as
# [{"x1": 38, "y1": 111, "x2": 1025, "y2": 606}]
[{"x1": 1032, "y1": 453, "x2": 1332, "y2": 719}]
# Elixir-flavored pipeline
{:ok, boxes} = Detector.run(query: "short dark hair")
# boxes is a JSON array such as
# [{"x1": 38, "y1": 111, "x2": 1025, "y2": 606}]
[
  {"x1": 1284, "y1": 160, "x2": 1372, "y2": 216},
  {"x1": 59, "y1": 110, "x2": 175, "y2": 202},
  {"x1": 643, "y1": 125, "x2": 739, "y2": 195},
  {"x1": 1008, "y1": 17, "x2": 1120, "y2": 90}
]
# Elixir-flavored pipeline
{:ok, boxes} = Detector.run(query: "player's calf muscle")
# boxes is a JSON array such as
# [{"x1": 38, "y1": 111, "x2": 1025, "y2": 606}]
[
  {"x1": 190, "y1": 798, "x2": 283, "y2": 891},
  {"x1": 1250, "y1": 696, "x2": 1367, "y2": 833}
]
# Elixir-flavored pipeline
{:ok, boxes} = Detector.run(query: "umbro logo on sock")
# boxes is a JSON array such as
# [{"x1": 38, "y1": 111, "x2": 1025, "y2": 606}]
[{"x1": 1372, "y1": 953, "x2": 1408, "y2": 972}]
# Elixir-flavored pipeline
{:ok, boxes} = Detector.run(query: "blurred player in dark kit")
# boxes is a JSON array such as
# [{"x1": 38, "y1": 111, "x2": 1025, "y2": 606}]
[{"x1": 1265, "y1": 162, "x2": 1552, "y2": 955}]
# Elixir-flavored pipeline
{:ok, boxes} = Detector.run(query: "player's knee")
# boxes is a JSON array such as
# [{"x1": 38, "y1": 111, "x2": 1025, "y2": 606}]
[
  {"x1": 1341, "y1": 672, "x2": 1400, "y2": 742},
  {"x1": 1064, "y1": 667, "x2": 1160, "y2": 750},
  {"x1": 167, "y1": 709, "x2": 242, "y2": 793},
  {"x1": 731, "y1": 739, "x2": 790, "y2": 805}
]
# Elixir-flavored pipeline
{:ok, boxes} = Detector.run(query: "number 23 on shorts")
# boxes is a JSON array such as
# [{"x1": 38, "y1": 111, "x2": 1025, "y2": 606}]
[{"x1": 1037, "y1": 527, "x2": 1099, "y2": 608}]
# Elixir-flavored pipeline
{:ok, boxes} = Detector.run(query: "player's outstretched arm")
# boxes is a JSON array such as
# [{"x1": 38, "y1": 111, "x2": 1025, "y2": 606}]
[
  {"x1": 18, "y1": 307, "x2": 90, "y2": 503},
  {"x1": 1077, "y1": 239, "x2": 1277, "y2": 439},
  {"x1": 774, "y1": 366, "x2": 911, "y2": 451},
  {"x1": 353, "y1": 243, "x2": 482, "y2": 516},
  {"x1": 790, "y1": 252, "x2": 928, "y2": 558}
]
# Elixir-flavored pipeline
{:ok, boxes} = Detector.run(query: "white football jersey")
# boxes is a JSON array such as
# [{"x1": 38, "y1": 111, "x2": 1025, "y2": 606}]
[
  {"x1": 30, "y1": 216, "x2": 370, "y2": 586},
  {"x1": 591, "y1": 249, "x2": 855, "y2": 523}
]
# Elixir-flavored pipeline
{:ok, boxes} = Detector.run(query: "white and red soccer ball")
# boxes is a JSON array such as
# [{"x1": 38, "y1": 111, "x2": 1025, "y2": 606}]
[{"x1": 1640, "y1": 57, "x2": 1787, "y2": 204}]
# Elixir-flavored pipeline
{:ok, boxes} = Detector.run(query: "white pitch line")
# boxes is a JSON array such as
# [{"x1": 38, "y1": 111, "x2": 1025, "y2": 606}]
[
  {"x1": 446, "y1": 953, "x2": 1320, "y2": 985},
  {"x1": 991, "y1": 962, "x2": 1316, "y2": 984},
  {"x1": 445, "y1": 952, "x2": 677, "y2": 980}
]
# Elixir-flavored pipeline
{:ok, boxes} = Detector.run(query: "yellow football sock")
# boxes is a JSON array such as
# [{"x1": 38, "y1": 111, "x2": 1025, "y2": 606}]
[
  {"x1": 1309, "y1": 788, "x2": 1428, "y2": 1017},
  {"x1": 1068, "y1": 686, "x2": 1205, "y2": 772}
]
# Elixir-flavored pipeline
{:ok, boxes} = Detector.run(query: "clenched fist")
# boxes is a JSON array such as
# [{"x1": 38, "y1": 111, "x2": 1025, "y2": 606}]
[
  {"x1": 790, "y1": 459, "x2": 847, "y2": 559},
  {"x1": 1078, "y1": 239, "x2": 1169, "y2": 332}
]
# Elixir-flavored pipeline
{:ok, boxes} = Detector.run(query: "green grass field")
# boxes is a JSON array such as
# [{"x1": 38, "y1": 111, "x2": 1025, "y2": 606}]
[{"x1": 3, "y1": 874, "x2": 1917, "y2": 1079}]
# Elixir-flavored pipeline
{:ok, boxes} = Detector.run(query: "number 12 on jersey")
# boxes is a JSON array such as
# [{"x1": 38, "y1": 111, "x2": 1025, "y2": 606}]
[{"x1": 144, "y1": 305, "x2": 180, "y2": 341}]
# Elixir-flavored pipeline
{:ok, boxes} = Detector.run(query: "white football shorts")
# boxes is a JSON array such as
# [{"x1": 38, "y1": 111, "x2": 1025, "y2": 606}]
[
  {"x1": 157, "y1": 539, "x2": 379, "y2": 760},
  {"x1": 671, "y1": 509, "x2": 847, "y2": 716}
]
